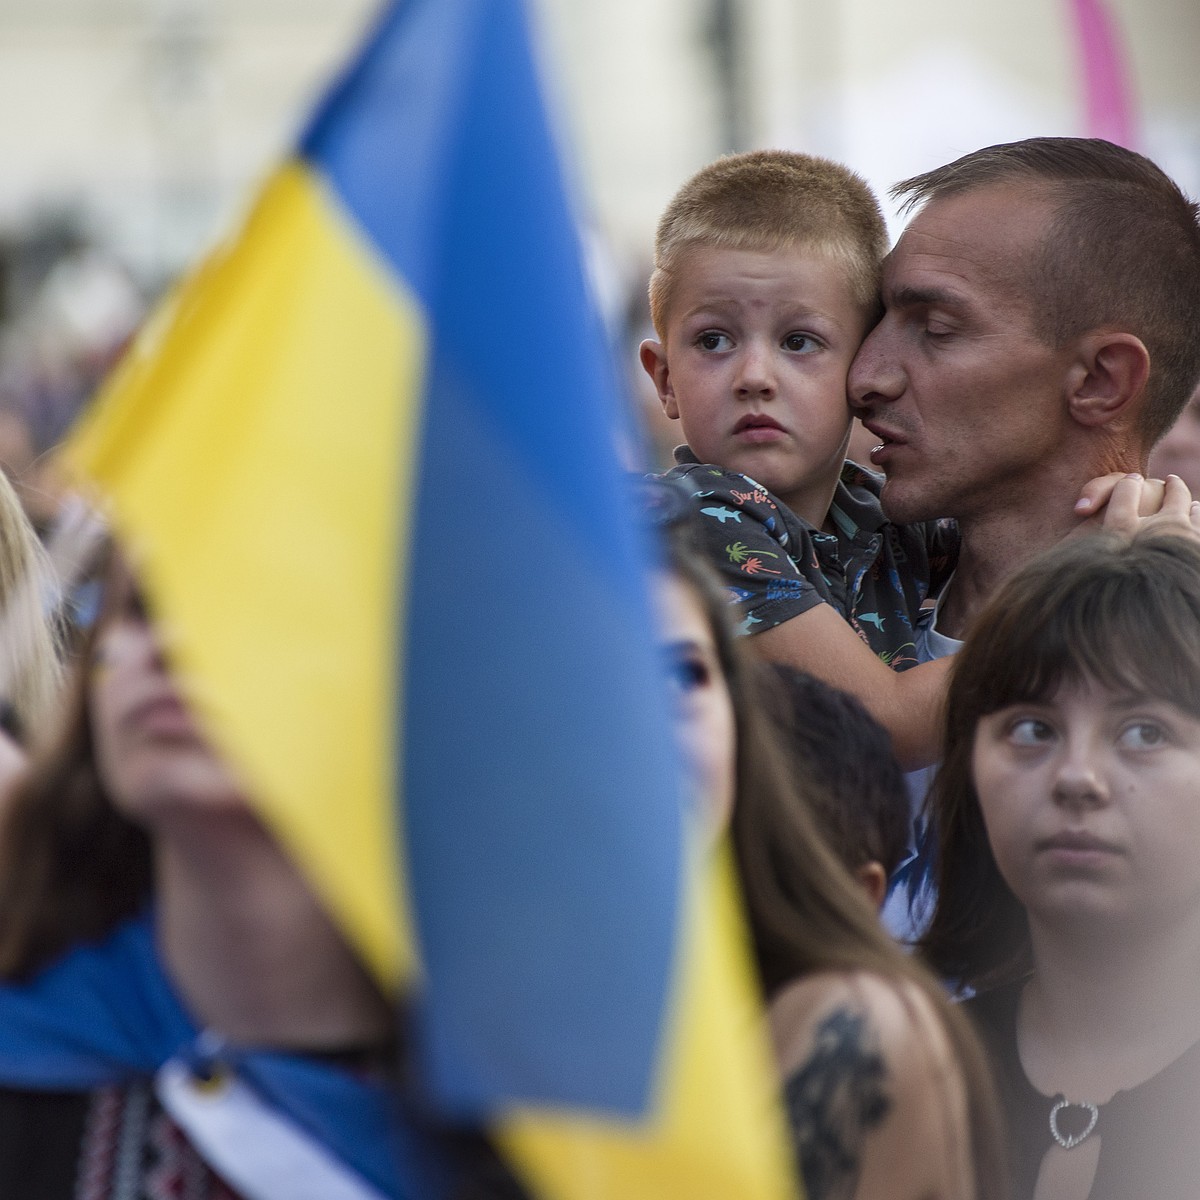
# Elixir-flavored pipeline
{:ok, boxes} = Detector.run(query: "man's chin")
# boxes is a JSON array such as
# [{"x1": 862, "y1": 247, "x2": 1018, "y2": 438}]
[{"x1": 879, "y1": 478, "x2": 942, "y2": 526}]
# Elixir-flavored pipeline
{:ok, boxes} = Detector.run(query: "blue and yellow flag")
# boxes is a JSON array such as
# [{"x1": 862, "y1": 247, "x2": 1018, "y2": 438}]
[{"x1": 64, "y1": 0, "x2": 795, "y2": 1195}]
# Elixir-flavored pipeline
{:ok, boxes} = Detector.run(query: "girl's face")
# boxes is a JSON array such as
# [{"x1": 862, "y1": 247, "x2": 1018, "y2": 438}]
[
  {"x1": 89, "y1": 570, "x2": 246, "y2": 825},
  {"x1": 972, "y1": 677, "x2": 1200, "y2": 934},
  {"x1": 657, "y1": 573, "x2": 737, "y2": 830}
]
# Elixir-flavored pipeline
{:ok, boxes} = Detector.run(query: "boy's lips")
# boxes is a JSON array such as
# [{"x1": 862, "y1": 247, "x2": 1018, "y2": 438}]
[{"x1": 732, "y1": 413, "x2": 786, "y2": 441}]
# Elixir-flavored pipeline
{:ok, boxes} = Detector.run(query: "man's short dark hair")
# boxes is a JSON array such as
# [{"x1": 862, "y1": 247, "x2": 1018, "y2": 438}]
[
  {"x1": 765, "y1": 664, "x2": 909, "y2": 879},
  {"x1": 894, "y1": 137, "x2": 1200, "y2": 447}
]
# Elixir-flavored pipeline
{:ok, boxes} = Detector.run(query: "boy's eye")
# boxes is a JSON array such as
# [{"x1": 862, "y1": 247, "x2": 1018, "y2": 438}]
[
  {"x1": 1117, "y1": 721, "x2": 1167, "y2": 751},
  {"x1": 782, "y1": 332, "x2": 819, "y2": 353},
  {"x1": 1007, "y1": 717, "x2": 1054, "y2": 747},
  {"x1": 696, "y1": 331, "x2": 731, "y2": 352}
]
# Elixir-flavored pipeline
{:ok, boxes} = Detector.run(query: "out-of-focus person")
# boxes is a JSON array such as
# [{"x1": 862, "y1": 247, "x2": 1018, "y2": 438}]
[
  {"x1": 1148, "y1": 384, "x2": 1200, "y2": 495},
  {"x1": 654, "y1": 517, "x2": 1005, "y2": 1200},
  {"x1": 0, "y1": 467, "x2": 64, "y2": 795},
  {"x1": 0, "y1": 550, "x2": 488, "y2": 1199}
]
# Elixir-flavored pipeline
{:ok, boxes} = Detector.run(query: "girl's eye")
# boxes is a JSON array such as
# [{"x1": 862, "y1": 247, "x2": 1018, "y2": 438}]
[
  {"x1": 1118, "y1": 721, "x2": 1167, "y2": 750},
  {"x1": 666, "y1": 652, "x2": 710, "y2": 695},
  {"x1": 696, "y1": 331, "x2": 731, "y2": 352},
  {"x1": 1007, "y1": 717, "x2": 1054, "y2": 747},
  {"x1": 782, "y1": 332, "x2": 818, "y2": 353}
]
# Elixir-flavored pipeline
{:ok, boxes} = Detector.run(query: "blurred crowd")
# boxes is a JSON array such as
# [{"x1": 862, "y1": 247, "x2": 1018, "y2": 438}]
[{"x1": 0, "y1": 129, "x2": 1196, "y2": 1200}]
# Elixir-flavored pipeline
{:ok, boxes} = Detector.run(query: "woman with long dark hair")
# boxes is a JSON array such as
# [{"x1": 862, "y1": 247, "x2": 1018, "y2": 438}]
[
  {"x1": 924, "y1": 531, "x2": 1200, "y2": 1200},
  {"x1": 0, "y1": 551, "x2": 412, "y2": 1198},
  {"x1": 657, "y1": 524, "x2": 1005, "y2": 1200}
]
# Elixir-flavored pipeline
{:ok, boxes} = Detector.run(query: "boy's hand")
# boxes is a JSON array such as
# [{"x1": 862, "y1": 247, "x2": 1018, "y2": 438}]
[
  {"x1": 1074, "y1": 471, "x2": 1162, "y2": 521},
  {"x1": 1074, "y1": 472, "x2": 1200, "y2": 538}
]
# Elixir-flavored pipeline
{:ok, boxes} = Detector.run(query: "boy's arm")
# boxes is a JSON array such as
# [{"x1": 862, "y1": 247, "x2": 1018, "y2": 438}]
[
  {"x1": 759, "y1": 474, "x2": 1200, "y2": 772},
  {"x1": 753, "y1": 605, "x2": 950, "y2": 771},
  {"x1": 662, "y1": 465, "x2": 841, "y2": 637}
]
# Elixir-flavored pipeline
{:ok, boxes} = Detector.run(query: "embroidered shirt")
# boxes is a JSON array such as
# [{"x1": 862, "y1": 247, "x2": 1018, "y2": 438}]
[{"x1": 0, "y1": 1082, "x2": 240, "y2": 1200}]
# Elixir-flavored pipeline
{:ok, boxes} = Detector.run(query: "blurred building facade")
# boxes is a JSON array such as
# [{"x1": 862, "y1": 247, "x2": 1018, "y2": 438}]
[{"x1": 0, "y1": 0, "x2": 1196, "y2": 472}]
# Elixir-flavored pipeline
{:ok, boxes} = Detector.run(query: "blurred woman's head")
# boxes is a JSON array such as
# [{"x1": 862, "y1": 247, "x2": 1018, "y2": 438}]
[
  {"x1": 89, "y1": 559, "x2": 244, "y2": 826},
  {"x1": 0, "y1": 547, "x2": 246, "y2": 977},
  {"x1": 924, "y1": 531, "x2": 1200, "y2": 990},
  {"x1": 655, "y1": 553, "x2": 737, "y2": 831},
  {"x1": 0, "y1": 468, "x2": 63, "y2": 740}
]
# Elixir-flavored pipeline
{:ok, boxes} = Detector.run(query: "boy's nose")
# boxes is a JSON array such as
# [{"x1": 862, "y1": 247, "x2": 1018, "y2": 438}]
[
  {"x1": 734, "y1": 343, "x2": 775, "y2": 398},
  {"x1": 848, "y1": 322, "x2": 903, "y2": 410}
]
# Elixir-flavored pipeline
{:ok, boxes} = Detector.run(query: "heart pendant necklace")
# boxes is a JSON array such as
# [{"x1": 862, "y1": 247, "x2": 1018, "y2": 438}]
[{"x1": 1049, "y1": 1095, "x2": 1100, "y2": 1149}]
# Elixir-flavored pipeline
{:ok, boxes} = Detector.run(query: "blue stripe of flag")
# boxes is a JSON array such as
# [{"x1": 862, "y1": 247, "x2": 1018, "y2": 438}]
[{"x1": 301, "y1": 0, "x2": 684, "y2": 1118}]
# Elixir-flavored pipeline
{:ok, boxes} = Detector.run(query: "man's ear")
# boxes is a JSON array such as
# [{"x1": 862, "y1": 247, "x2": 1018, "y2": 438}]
[
  {"x1": 639, "y1": 339, "x2": 679, "y2": 420},
  {"x1": 1066, "y1": 331, "x2": 1150, "y2": 430}
]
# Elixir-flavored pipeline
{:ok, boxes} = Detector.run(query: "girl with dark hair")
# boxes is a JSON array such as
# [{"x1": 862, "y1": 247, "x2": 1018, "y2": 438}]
[
  {"x1": 923, "y1": 530, "x2": 1200, "y2": 1200},
  {"x1": 656, "y1": 529, "x2": 1005, "y2": 1200}
]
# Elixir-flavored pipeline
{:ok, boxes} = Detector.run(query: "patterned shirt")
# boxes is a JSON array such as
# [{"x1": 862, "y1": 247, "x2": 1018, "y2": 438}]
[
  {"x1": 0, "y1": 1082, "x2": 240, "y2": 1200},
  {"x1": 660, "y1": 448, "x2": 958, "y2": 670}
]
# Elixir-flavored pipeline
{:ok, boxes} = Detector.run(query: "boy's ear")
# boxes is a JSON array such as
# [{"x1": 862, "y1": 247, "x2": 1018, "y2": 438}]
[
  {"x1": 1065, "y1": 331, "x2": 1150, "y2": 430},
  {"x1": 639, "y1": 339, "x2": 680, "y2": 420}
]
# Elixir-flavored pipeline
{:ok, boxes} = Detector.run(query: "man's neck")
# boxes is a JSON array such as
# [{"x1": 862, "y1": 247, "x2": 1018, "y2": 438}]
[
  {"x1": 937, "y1": 447, "x2": 1142, "y2": 640},
  {"x1": 937, "y1": 514, "x2": 1062, "y2": 639}
]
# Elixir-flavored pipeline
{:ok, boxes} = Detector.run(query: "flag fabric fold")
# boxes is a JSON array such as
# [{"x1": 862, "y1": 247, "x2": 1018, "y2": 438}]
[{"x1": 64, "y1": 0, "x2": 796, "y2": 1195}]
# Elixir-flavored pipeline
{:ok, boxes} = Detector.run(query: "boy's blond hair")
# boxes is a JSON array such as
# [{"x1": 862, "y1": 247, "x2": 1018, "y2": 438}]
[{"x1": 649, "y1": 150, "x2": 888, "y2": 338}]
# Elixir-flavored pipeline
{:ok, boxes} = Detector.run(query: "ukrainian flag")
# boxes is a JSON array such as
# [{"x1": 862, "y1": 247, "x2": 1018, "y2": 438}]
[{"x1": 64, "y1": 0, "x2": 795, "y2": 1195}]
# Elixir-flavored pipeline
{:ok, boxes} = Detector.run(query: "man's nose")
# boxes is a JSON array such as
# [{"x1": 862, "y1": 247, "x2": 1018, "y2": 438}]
[{"x1": 848, "y1": 321, "x2": 904, "y2": 411}]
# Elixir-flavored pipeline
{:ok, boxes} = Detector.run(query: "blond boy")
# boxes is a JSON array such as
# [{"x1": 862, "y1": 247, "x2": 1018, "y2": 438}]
[{"x1": 642, "y1": 150, "x2": 958, "y2": 770}]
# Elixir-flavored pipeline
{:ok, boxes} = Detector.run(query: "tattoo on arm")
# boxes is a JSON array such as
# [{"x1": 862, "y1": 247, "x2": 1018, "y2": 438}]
[{"x1": 783, "y1": 1006, "x2": 892, "y2": 1200}]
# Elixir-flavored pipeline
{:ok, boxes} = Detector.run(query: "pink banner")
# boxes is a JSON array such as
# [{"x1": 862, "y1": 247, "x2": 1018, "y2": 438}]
[{"x1": 1069, "y1": 0, "x2": 1139, "y2": 147}]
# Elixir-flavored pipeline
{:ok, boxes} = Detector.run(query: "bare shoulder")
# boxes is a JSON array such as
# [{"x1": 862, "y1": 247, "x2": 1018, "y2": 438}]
[
  {"x1": 771, "y1": 971, "x2": 958, "y2": 1081},
  {"x1": 769, "y1": 971, "x2": 973, "y2": 1200}
]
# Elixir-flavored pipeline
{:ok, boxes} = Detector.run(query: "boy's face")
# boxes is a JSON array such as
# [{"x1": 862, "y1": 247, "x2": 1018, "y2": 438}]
[{"x1": 640, "y1": 244, "x2": 867, "y2": 525}]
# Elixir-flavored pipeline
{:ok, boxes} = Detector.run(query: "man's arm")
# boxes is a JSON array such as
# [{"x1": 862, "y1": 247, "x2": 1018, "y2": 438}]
[{"x1": 753, "y1": 606, "x2": 950, "y2": 771}]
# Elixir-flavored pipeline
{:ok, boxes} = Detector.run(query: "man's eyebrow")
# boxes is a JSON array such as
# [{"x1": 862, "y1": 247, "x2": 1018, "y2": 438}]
[{"x1": 885, "y1": 284, "x2": 966, "y2": 310}]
